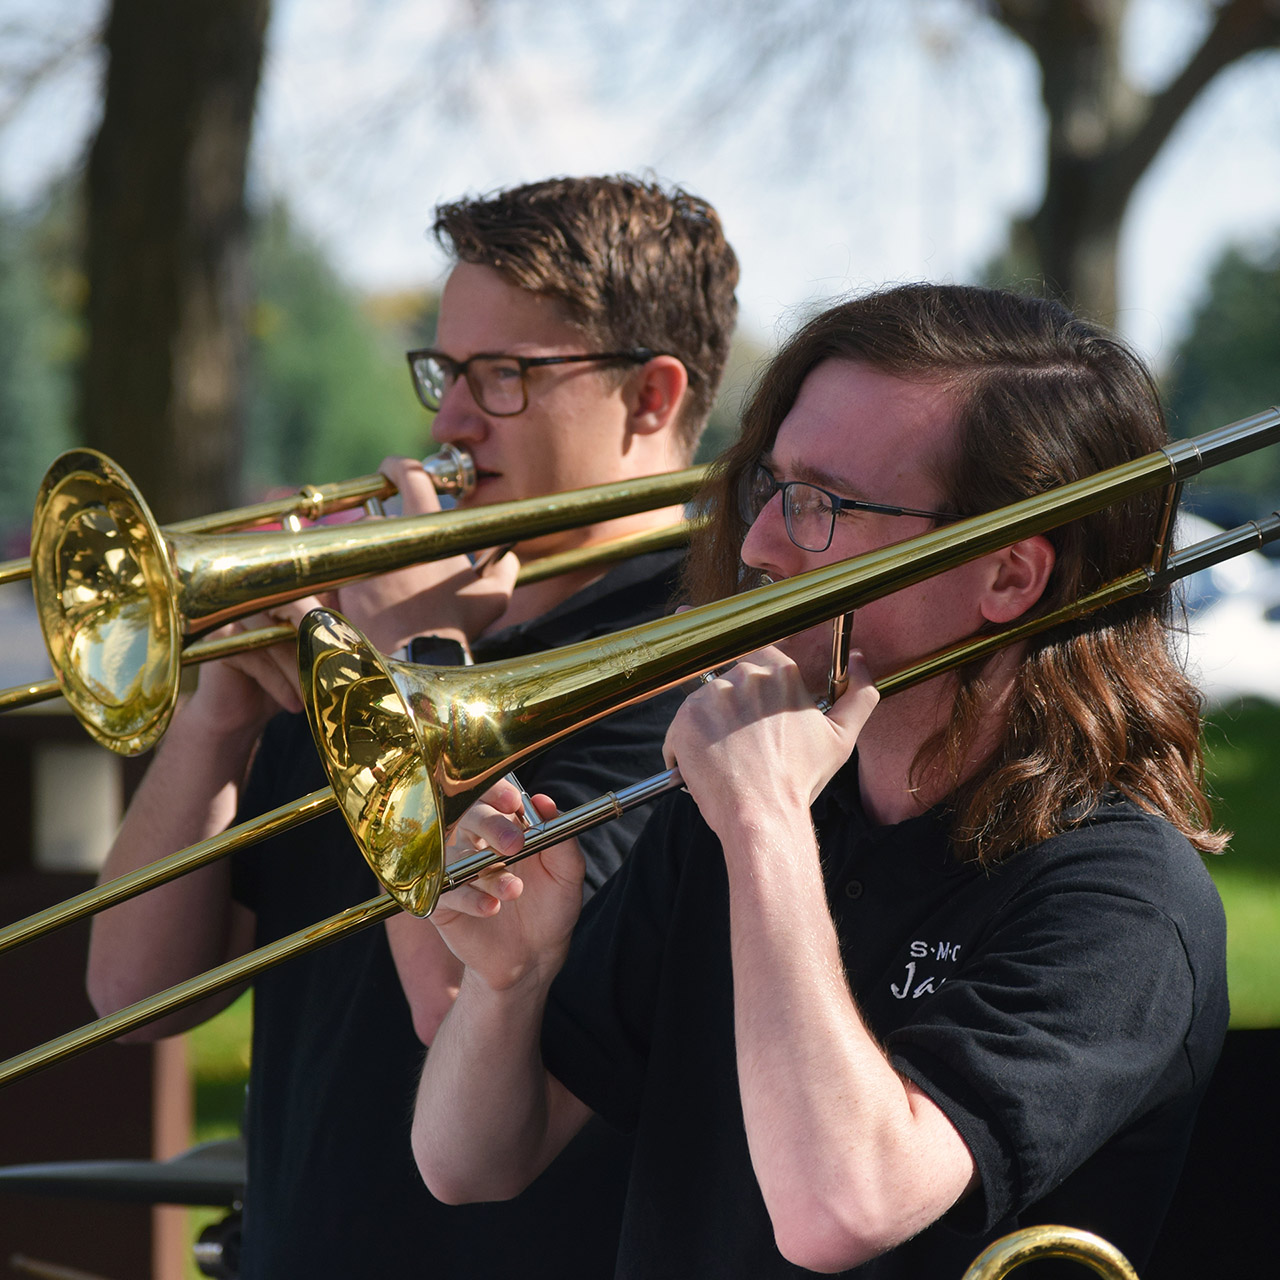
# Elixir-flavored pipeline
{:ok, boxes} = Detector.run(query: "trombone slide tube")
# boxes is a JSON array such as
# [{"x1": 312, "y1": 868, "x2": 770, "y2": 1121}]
[
  {"x1": 0, "y1": 556, "x2": 29, "y2": 588},
  {"x1": 0, "y1": 774, "x2": 683, "y2": 1089},
  {"x1": 303, "y1": 406, "x2": 1280, "y2": 917},
  {"x1": 0, "y1": 893, "x2": 400, "y2": 1089},
  {"x1": 0, "y1": 789, "x2": 336, "y2": 958},
  {"x1": 2, "y1": 508, "x2": 1277, "y2": 1088}
]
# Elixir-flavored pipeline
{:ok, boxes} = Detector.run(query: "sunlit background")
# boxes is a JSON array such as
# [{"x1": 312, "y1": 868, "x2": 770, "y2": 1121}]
[{"x1": 1, "y1": 2, "x2": 1279, "y2": 1276}]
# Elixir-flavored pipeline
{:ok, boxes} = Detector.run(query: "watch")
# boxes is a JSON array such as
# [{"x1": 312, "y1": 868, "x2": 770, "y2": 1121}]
[{"x1": 405, "y1": 635, "x2": 471, "y2": 666}]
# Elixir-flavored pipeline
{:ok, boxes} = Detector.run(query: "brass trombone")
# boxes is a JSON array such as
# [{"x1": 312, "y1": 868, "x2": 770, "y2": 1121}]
[
  {"x1": 0, "y1": 443, "x2": 476, "y2": 590},
  {"x1": 13, "y1": 446, "x2": 705, "y2": 754},
  {"x1": 0, "y1": 444, "x2": 477, "y2": 713},
  {"x1": 960, "y1": 1225, "x2": 1139, "y2": 1279},
  {"x1": 1, "y1": 406, "x2": 1277, "y2": 1088}
]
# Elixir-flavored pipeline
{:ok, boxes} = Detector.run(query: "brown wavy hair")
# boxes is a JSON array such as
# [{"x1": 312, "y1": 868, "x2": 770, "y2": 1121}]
[
  {"x1": 433, "y1": 175, "x2": 739, "y2": 456},
  {"x1": 682, "y1": 284, "x2": 1223, "y2": 863}
]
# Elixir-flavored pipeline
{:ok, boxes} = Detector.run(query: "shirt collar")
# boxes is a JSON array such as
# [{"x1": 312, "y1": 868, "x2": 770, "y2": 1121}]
[{"x1": 472, "y1": 549, "x2": 684, "y2": 661}]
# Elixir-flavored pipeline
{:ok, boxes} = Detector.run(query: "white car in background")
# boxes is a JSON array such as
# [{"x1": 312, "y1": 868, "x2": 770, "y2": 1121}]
[{"x1": 1176, "y1": 512, "x2": 1280, "y2": 707}]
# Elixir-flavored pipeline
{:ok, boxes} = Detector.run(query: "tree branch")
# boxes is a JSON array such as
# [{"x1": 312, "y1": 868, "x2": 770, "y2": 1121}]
[{"x1": 1102, "y1": 0, "x2": 1280, "y2": 218}]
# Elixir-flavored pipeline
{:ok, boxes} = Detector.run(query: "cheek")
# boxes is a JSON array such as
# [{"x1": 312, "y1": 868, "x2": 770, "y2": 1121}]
[{"x1": 776, "y1": 622, "x2": 841, "y2": 696}]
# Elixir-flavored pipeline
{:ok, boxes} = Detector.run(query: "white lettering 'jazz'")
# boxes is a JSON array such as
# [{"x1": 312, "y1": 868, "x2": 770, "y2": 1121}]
[{"x1": 890, "y1": 940, "x2": 963, "y2": 999}]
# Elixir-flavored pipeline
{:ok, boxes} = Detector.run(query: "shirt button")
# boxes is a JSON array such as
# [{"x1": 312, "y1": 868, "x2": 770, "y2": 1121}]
[{"x1": 844, "y1": 879, "x2": 864, "y2": 900}]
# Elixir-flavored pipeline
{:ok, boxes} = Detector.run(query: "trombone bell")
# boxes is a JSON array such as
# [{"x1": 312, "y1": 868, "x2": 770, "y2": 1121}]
[
  {"x1": 302, "y1": 611, "x2": 451, "y2": 916},
  {"x1": 31, "y1": 450, "x2": 182, "y2": 756},
  {"x1": 960, "y1": 1225, "x2": 1138, "y2": 1279}
]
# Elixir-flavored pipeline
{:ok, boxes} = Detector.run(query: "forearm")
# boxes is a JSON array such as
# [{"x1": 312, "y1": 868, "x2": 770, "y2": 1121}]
[
  {"x1": 86, "y1": 697, "x2": 260, "y2": 1034},
  {"x1": 412, "y1": 967, "x2": 587, "y2": 1202},
  {"x1": 385, "y1": 912, "x2": 464, "y2": 1045},
  {"x1": 726, "y1": 804, "x2": 974, "y2": 1271}
]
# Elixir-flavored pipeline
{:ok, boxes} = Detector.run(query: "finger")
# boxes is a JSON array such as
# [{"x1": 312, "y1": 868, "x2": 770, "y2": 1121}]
[
  {"x1": 471, "y1": 543, "x2": 516, "y2": 576},
  {"x1": 249, "y1": 597, "x2": 320, "y2": 632},
  {"x1": 457, "y1": 809, "x2": 528, "y2": 860},
  {"x1": 383, "y1": 456, "x2": 445, "y2": 516},
  {"x1": 467, "y1": 548, "x2": 520, "y2": 593},
  {"x1": 433, "y1": 870, "x2": 523, "y2": 920},
  {"x1": 223, "y1": 647, "x2": 303, "y2": 714},
  {"x1": 484, "y1": 776, "x2": 538, "y2": 820},
  {"x1": 733, "y1": 643, "x2": 789, "y2": 674},
  {"x1": 529, "y1": 793, "x2": 559, "y2": 823},
  {"x1": 825, "y1": 651, "x2": 880, "y2": 735},
  {"x1": 257, "y1": 647, "x2": 305, "y2": 712}
]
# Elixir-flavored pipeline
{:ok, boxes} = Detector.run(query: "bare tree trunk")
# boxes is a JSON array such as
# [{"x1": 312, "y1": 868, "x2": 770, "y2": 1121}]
[
  {"x1": 996, "y1": 0, "x2": 1280, "y2": 323},
  {"x1": 82, "y1": 0, "x2": 269, "y2": 523}
]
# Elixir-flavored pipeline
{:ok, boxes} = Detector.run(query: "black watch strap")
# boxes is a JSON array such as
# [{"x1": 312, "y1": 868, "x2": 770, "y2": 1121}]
[{"x1": 406, "y1": 635, "x2": 470, "y2": 666}]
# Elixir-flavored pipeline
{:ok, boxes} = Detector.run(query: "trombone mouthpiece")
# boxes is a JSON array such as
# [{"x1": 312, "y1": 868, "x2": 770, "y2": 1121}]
[{"x1": 422, "y1": 444, "x2": 477, "y2": 499}]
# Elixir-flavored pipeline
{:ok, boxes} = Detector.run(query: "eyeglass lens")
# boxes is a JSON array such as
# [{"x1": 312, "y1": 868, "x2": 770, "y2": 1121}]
[
  {"x1": 738, "y1": 466, "x2": 835, "y2": 553},
  {"x1": 413, "y1": 355, "x2": 527, "y2": 415}
]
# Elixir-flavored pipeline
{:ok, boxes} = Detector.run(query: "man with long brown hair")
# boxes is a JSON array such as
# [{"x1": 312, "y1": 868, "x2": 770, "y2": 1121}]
[
  {"x1": 87, "y1": 174, "x2": 739, "y2": 1278},
  {"x1": 410, "y1": 284, "x2": 1228, "y2": 1278}
]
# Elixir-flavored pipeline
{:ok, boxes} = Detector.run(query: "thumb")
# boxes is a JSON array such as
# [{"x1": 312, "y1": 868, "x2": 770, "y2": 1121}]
[{"x1": 824, "y1": 651, "x2": 880, "y2": 742}]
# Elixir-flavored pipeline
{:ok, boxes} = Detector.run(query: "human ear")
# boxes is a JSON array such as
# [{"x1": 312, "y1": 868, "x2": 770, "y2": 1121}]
[
  {"x1": 625, "y1": 355, "x2": 689, "y2": 437},
  {"x1": 979, "y1": 534, "x2": 1055, "y2": 624}
]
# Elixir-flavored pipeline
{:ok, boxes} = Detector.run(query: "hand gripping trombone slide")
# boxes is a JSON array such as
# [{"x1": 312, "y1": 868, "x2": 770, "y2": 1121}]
[{"x1": 1, "y1": 407, "x2": 1278, "y2": 1089}]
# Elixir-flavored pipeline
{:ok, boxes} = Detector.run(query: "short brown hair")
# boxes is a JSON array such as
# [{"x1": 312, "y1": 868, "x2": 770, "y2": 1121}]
[
  {"x1": 433, "y1": 175, "x2": 739, "y2": 453},
  {"x1": 683, "y1": 283, "x2": 1220, "y2": 863}
]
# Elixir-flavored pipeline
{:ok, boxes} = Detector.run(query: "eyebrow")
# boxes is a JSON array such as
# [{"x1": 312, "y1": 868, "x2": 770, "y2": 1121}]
[{"x1": 758, "y1": 452, "x2": 872, "y2": 503}]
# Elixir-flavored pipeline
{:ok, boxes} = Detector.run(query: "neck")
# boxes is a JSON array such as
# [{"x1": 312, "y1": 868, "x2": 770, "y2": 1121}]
[
  {"x1": 855, "y1": 650, "x2": 1022, "y2": 827},
  {"x1": 482, "y1": 503, "x2": 685, "y2": 635}
]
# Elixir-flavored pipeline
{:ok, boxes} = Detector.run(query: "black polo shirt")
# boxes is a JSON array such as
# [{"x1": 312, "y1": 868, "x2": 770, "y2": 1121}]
[
  {"x1": 542, "y1": 764, "x2": 1228, "y2": 1278},
  {"x1": 231, "y1": 550, "x2": 685, "y2": 1279}
]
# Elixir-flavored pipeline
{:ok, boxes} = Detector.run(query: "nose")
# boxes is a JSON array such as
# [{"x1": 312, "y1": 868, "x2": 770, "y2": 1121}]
[
  {"x1": 740, "y1": 490, "x2": 803, "y2": 580},
  {"x1": 430, "y1": 377, "x2": 490, "y2": 448}
]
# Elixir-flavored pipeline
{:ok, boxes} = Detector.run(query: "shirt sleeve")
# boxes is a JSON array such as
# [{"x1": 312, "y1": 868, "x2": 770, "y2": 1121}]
[
  {"x1": 885, "y1": 849, "x2": 1221, "y2": 1232},
  {"x1": 541, "y1": 792, "x2": 694, "y2": 1128}
]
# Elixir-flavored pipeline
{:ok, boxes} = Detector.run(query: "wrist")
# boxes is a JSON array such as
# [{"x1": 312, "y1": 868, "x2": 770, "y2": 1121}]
[{"x1": 177, "y1": 680, "x2": 276, "y2": 752}]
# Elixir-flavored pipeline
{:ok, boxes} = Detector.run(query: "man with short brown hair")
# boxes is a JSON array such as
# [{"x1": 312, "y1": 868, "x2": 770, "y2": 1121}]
[{"x1": 88, "y1": 174, "x2": 739, "y2": 1278}]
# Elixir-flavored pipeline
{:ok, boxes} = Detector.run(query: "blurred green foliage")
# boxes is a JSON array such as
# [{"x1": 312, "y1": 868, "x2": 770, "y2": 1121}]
[
  {"x1": 1162, "y1": 238, "x2": 1280, "y2": 512},
  {"x1": 1200, "y1": 700, "x2": 1280, "y2": 1027},
  {"x1": 244, "y1": 202, "x2": 437, "y2": 492},
  {"x1": 0, "y1": 192, "x2": 442, "y2": 546},
  {"x1": 183, "y1": 992, "x2": 251, "y2": 1279},
  {"x1": 0, "y1": 194, "x2": 78, "y2": 544}
]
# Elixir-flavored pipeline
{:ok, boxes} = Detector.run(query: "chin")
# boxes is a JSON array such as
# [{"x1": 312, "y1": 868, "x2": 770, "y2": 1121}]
[{"x1": 470, "y1": 474, "x2": 508, "y2": 504}]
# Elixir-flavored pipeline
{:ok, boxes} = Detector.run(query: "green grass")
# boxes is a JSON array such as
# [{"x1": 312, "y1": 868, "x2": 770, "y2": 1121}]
[
  {"x1": 1200, "y1": 700, "x2": 1280, "y2": 1026},
  {"x1": 182, "y1": 993, "x2": 252, "y2": 1279},
  {"x1": 187, "y1": 991, "x2": 252, "y2": 1142}
]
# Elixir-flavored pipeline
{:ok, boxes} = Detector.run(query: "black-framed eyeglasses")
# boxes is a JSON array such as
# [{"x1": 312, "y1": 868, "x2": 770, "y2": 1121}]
[
  {"x1": 737, "y1": 462, "x2": 963, "y2": 553},
  {"x1": 406, "y1": 347, "x2": 657, "y2": 416}
]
